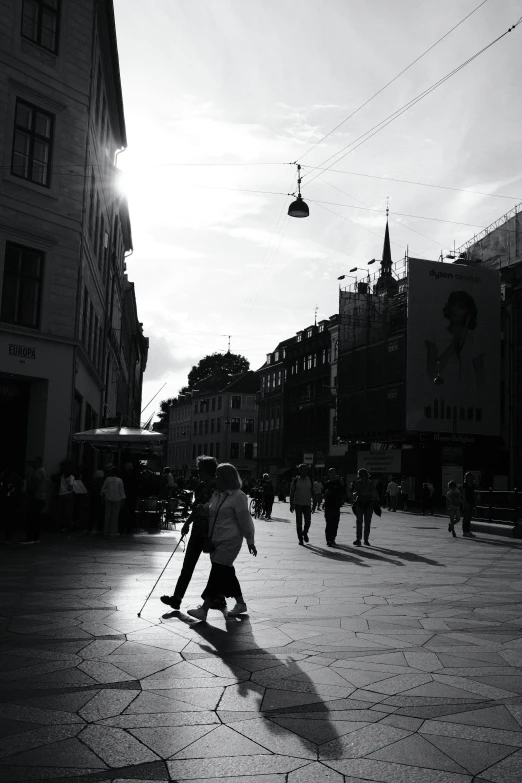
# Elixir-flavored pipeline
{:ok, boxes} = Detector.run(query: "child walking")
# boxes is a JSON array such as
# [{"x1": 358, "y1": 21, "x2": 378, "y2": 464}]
[{"x1": 446, "y1": 480, "x2": 463, "y2": 538}]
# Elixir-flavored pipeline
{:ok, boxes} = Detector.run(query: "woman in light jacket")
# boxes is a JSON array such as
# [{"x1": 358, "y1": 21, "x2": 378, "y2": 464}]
[
  {"x1": 188, "y1": 463, "x2": 257, "y2": 622},
  {"x1": 100, "y1": 467, "x2": 126, "y2": 536}
]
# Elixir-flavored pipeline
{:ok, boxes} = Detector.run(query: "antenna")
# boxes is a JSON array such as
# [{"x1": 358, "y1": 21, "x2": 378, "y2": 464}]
[
  {"x1": 386, "y1": 196, "x2": 389, "y2": 218},
  {"x1": 314, "y1": 305, "x2": 318, "y2": 326},
  {"x1": 227, "y1": 335, "x2": 231, "y2": 353}
]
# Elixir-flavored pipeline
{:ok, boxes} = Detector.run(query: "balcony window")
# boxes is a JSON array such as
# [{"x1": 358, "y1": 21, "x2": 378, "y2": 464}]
[
  {"x1": 11, "y1": 99, "x2": 53, "y2": 187},
  {"x1": 21, "y1": 0, "x2": 60, "y2": 54},
  {"x1": 230, "y1": 417, "x2": 240, "y2": 433},
  {"x1": 1, "y1": 242, "x2": 44, "y2": 329}
]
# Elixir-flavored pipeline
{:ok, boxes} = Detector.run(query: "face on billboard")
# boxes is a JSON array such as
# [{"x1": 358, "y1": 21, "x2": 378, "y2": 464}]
[{"x1": 406, "y1": 259, "x2": 500, "y2": 436}]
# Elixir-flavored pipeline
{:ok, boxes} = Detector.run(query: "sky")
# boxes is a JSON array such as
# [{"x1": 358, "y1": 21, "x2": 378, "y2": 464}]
[{"x1": 113, "y1": 0, "x2": 522, "y2": 421}]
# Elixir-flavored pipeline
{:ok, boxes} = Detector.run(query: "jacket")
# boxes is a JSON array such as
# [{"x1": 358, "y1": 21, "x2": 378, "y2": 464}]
[{"x1": 208, "y1": 489, "x2": 255, "y2": 566}]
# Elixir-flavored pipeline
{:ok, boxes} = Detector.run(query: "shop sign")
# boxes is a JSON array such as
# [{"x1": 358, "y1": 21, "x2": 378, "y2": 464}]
[
  {"x1": 302, "y1": 453, "x2": 314, "y2": 464},
  {"x1": 9, "y1": 344, "x2": 35, "y2": 359},
  {"x1": 357, "y1": 449, "x2": 401, "y2": 474}
]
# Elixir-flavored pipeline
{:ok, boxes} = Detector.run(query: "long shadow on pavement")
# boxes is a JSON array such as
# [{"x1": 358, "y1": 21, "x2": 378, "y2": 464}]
[
  {"x1": 368, "y1": 546, "x2": 445, "y2": 567},
  {"x1": 162, "y1": 610, "x2": 344, "y2": 759},
  {"x1": 304, "y1": 543, "x2": 371, "y2": 566},
  {"x1": 333, "y1": 543, "x2": 404, "y2": 567}
]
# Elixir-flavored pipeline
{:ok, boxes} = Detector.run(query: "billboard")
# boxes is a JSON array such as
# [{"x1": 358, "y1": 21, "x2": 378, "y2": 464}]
[
  {"x1": 406, "y1": 258, "x2": 500, "y2": 436},
  {"x1": 357, "y1": 449, "x2": 401, "y2": 474}
]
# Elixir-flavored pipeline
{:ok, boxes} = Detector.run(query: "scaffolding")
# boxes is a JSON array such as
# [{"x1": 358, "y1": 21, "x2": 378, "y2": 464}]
[
  {"x1": 339, "y1": 256, "x2": 408, "y2": 352},
  {"x1": 456, "y1": 201, "x2": 522, "y2": 268}
]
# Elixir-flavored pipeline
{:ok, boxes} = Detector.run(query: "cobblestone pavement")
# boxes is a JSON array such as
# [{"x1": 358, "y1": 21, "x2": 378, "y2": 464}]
[{"x1": 1, "y1": 502, "x2": 522, "y2": 783}]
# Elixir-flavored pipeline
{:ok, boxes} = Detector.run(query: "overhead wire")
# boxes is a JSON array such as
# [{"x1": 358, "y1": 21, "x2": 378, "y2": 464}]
[
  {"x1": 295, "y1": 0, "x2": 490, "y2": 163},
  {"x1": 319, "y1": 178, "x2": 454, "y2": 250},
  {"x1": 301, "y1": 165, "x2": 521, "y2": 202},
  {"x1": 306, "y1": 198, "x2": 486, "y2": 228},
  {"x1": 302, "y1": 16, "x2": 522, "y2": 189}
]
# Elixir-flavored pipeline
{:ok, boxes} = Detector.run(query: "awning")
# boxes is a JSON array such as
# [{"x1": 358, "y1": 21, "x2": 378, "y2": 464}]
[{"x1": 72, "y1": 427, "x2": 165, "y2": 454}]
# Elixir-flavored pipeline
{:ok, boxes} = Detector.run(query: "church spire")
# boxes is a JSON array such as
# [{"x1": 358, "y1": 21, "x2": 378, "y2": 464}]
[{"x1": 382, "y1": 198, "x2": 392, "y2": 273}]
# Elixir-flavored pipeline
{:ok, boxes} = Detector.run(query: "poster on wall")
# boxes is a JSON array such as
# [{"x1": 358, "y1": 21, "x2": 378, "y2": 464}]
[
  {"x1": 357, "y1": 449, "x2": 401, "y2": 474},
  {"x1": 406, "y1": 258, "x2": 500, "y2": 436}
]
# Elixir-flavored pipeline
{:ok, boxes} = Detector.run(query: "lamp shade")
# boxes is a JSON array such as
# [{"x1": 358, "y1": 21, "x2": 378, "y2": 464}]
[{"x1": 288, "y1": 195, "x2": 309, "y2": 218}]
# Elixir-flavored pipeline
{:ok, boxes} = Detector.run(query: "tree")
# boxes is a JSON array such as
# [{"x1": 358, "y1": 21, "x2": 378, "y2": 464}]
[
  {"x1": 187, "y1": 352, "x2": 249, "y2": 390},
  {"x1": 155, "y1": 397, "x2": 176, "y2": 432}
]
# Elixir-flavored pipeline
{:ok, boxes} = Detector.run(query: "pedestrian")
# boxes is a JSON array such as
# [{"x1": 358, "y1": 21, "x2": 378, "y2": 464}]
[
  {"x1": 72, "y1": 470, "x2": 89, "y2": 531},
  {"x1": 400, "y1": 477, "x2": 409, "y2": 511},
  {"x1": 462, "y1": 471, "x2": 477, "y2": 538},
  {"x1": 163, "y1": 467, "x2": 175, "y2": 498},
  {"x1": 351, "y1": 468, "x2": 378, "y2": 546},
  {"x1": 161, "y1": 455, "x2": 218, "y2": 611},
  {"x1": 121, "y1": 462, "x2": 138, "y2": 534},
  {"x1": 323, "y1": 467, "x2": 345, "y2": 546},
  {"x1": 386, "y1": 477, "x2": 399, "y2": 511},
  {"x1": 0, "y1": 467, "x2": 23, "y2": 544},
  {"x1": 261, "y1": 473, "x2": 274, "y2": 519},
  {"x1": 25, "y1": 457, "x2": 47, "y2": 543},
  {"x1": 421, "y1": 482, "x2": 431, "y2": 515},
  {"x1": 278, "y1": 478, "x2": 289, "y2": 502},
  {"x1": 289, "y1": 464, "x2": 316, "y2": 545},
  {"x1": 313, "y1": 478, "x2": 323, "y2": 511},
  {"x1": 89, "y1": 469, "x2": 105, "y2": 534},
  {"x1": 446, "y1": 480, "x2": 463, "y2": 538},
  {"x1": 426, "y1": 477, "x2": 435, "y2": 514},
  {"x1": 58, "y1": 461, "x2": 75, "y2": 532},
  {"x1": 100, "y1": 467, "x2": 126, "y2": 535},
  {"x1": 187, "y1": 462, "x2": 257, "y2": 621},
  {"x1": 375, "y1": 479, "x2": 385, "y2": 506}
]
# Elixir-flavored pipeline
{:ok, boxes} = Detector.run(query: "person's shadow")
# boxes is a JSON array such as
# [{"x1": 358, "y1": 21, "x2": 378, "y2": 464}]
[{"x1": 160, "y1": 609, "x2": 349, "y2": 759}]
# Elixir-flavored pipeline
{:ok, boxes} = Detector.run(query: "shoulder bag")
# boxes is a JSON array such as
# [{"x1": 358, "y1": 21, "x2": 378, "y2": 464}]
[{"x1": 202, "y1": 494, "x2": 228, "y2": 554}]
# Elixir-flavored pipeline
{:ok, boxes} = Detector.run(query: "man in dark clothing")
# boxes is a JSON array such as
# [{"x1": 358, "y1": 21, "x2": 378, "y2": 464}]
[
  {"x1": 261, "y1": 473, "x2": 274, "y2": 519},
  {"x1": 323, "y1": 467, "x2": 345, "y2": 546},
  {"x1": 462, "y1": 472, "x2": 476, "y2": 538},
  {"x1": 161, "y1": 455, "x2": 218, "y2": 610}
]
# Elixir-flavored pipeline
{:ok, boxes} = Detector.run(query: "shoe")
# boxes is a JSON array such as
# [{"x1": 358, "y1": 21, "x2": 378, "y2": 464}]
[
  {"x1": 298, "y1": 539, "x2": 304, "y2": 546},
  {"x1": 160, "y1": 595, "x2": 181, "y2": 610},
  {"x1": 228, "y1": 602, "x2": 247, "y2": 616},
  {"x1": 353, "y1": 539, "x2": 362, "y2": 546},
  {"x1": 326, "y1": 541, "x2": 333, "y2": 547},
  {"x1": 303, "y1": 533, "x2": 309, "y2": 543},
  {"x1": 187, "y1": 605, "x2": 208, "y2": 621},
  {"x1": 452, "y1": 530, "x2": 457, "y2": 538},
  {"x1": 364, "y1": 540, "x2": 370, "y2": 546},
  {"x1": 463, "y1": 532, "x2": 473, "y2": 538}
]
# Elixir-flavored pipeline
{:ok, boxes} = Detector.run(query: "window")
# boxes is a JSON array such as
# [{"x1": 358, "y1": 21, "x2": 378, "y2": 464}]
[
  {"x1": 1, "y1": 242, "x2": 44, "y2": 329},
  {"x1": 193, "y1": 422, "x2": 197, "y2": 435},
  {"x1": 274, "y1": 351, "x2": 280, "y2": 361},
  {"x1": 307, "y1": 355, "x2": 312, "y2": 370},
  {"x1": 192, "y1": 445, "x2": 196, "y2": 460},
  {"x1": 313, "y1": 354, "x2": 317, "y2": 368},
  {"x1": 209, "y1": 442, "x2": 214, "y2": 456},
  {"x1": 197, "y1": 444, "x2": 202, "y2": 456},
  {"x1": 266, "y1": 353, "x2": 271, "y2": 364},
  {"x1": 276, "y1": 371, "x2": 282, "y2": 387},
  {"x1": 204, "y1": 443, "x2": 207, "y2": 453},
  {"x1": 12, "y1": 100, "x2": 53, "y2": 187},
  {"x1": 194, "y1": 401, "x2": 198, "y2": 414},
  {"x1": 211, "y1": 397, "x2": 216, "y2": 411},
  {"x1": 217, "y1": 396, "x2": 222, "y2": 409},
  {"x1": 307, "y1": 328, "x2": 313, "y2": 338},
  {"x1": 210, "y1": 418, "x2": 215, "y2": 434},
  {"x1": 322, "y1": 349, "x2": 326, "y2": 364},
  {"x1": 231, "y1": 395, "x2": 241, "y2": 409},
  {"x1": 244, "y1": 442, "x2": 254, "y2": 459},
  {"x1": 230, "y1": 417, "x2": 240, "y2": 433},
  {"x1": 216, "y1": 418, "x2": 221, "y2": 433},
  {"x1": 230, "y1": 442, "x2": 239, "y2": 459},
  {"x1": 198, "y1": 421, "x2": 203, "y2": 435},
  {"x1": 215, "y1": 443, "x2": 220, "y2": 460},
  {"x1": 245, "y1": 418, "x2": 255, "y2": 433},
  {"x1": 21, "y1": 0, "x2": 60, "y2": 53},
  {"x1": 204, "y1": 419, "x2": 209, "y2": 434},
  {"x1": 318, "y1": 323, "x2": 324, "y2": 332}
]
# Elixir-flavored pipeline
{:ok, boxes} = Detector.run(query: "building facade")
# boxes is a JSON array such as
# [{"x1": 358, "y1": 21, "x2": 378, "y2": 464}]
[
  {"x1": 256, "y1": 337, "x2": 293, "y2": 477},
  {"x1": 167, "y1": 372, "x2": 259, "y2": 479},
  {"x1": 283, "y1": 319, "x2": 335, "y2": 478},
  {"x1": 0, "y1": 0, "x2": 147, "y2": 476}
]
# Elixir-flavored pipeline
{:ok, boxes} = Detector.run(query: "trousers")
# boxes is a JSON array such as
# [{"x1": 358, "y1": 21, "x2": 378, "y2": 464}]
[
  {"x1": 462, "y1": 506, "x2": 473, "y2": 534},
  {"x1": 324, "y1": 506, "x2": 341, "y2": 542},
  {"x1": 104, "y1": 500, "x2": 121, "y2": 535},
  {"x1": 448, "y1": 507, "x2": 461, "y2": 526},
  {"x1": 355, "y1": 503, "x2": 373, "y2": 541},
  {"x1": 294, "y1": 504, "x2": 311, "y2": 540},
  {"x1": 173, "y1": 531, "x2": 204, "y2": 601}
]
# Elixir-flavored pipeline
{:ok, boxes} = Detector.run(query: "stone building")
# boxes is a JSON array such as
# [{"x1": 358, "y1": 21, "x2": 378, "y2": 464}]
[
  {"x1": 167, "y1": 372, "x2": 259, "y2": 480},
  {"x1": 0, "y1": 0, "x2": 147, "y2": 476}
]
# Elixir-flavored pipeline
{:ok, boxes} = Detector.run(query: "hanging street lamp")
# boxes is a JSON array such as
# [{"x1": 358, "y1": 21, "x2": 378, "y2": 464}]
[{"x1": 288, "y1": 163, "x2": 309, "y2": 218}]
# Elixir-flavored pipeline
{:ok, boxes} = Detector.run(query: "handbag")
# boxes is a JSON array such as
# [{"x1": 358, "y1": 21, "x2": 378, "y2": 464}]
[{"x1": 202, "y1": 494, "x2": 227, "y2": 554}]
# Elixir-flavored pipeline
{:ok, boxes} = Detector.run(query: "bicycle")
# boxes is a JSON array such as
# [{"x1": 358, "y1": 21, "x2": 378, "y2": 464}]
[{"x1": 249, "y1": 494, "x2": 264, "y2": 519}]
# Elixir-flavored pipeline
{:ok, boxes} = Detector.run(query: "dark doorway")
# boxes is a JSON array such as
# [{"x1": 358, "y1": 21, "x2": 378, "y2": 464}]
[{"x1": 0, "y1": 376, "x2": 30, "y2": 475}]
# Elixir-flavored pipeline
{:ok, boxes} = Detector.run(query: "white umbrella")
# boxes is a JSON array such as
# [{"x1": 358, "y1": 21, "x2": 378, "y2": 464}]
[{"x1": 72, "y1": 427, "x2": 165, "y2": 455}]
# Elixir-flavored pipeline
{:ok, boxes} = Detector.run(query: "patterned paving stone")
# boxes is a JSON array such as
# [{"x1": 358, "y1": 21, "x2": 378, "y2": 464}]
[
  {"x1": 319, "y1": 723, "x2": 411, "y2": 759},
  {"x1": 369, "y1": 732, "x2": 467, "y2": 773},
  {"x1": 476, "y1": 748, "x2": 522, "y2": 782},
  {"x1": 80, "y1": 724, "x2": 159, "y2": 766},
  {"x1": 425, "y1": 734, "x2": 517, "y2": 775}
]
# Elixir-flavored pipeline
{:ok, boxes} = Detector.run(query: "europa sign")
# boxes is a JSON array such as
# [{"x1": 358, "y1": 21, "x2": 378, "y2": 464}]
[
  {"x1": 9, "y1": 344, "x2": 35, "y2": 359},
  {"x1": 406, "y1": 258, "x2": 500, "y2": 437},
  {"x1": 357, "y1": 449, "x2": 401, "y2": 474}
]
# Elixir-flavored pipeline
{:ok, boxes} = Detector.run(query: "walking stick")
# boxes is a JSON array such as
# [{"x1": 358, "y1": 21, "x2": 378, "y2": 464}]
[{"x1": 137, "y1": 533, "x2": 186, "y2": 617}]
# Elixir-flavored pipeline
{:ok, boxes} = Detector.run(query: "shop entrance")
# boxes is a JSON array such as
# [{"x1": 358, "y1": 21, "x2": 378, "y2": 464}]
[{"x1": 0, "y1": 376, "x2": 30, "y2": 475}]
